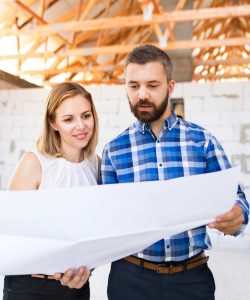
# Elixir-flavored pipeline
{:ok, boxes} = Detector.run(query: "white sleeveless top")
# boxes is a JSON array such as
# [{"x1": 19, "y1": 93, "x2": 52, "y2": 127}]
[{"x1": 32, "y1": 150, "x2": 98, "y2": 189}]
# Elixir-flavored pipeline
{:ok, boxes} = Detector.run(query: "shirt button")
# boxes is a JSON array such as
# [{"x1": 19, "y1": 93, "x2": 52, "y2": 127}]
[
  {"x1": 166, "y1": 245, "x2": 170, "y2": 249},
  {"x1": 157, "y1": 140, "x2": 160, "y2": 143},
  {"x1": 158, "y1": 163, "x2": 163, "y2": 167}
]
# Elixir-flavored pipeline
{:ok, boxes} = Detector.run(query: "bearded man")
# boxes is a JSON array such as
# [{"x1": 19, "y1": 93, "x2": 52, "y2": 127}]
[{"x1": 101, "y1": 44, "x2": 249, "y2": 300}]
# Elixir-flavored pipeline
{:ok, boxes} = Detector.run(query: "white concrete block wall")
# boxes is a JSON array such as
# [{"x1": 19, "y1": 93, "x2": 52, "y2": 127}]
[
  {"x1": 0, "y1": 81, "x2": 250, "y2": 300},
  {"x1": 0, "y1": 81, "x2": 250, "y2": 248}
]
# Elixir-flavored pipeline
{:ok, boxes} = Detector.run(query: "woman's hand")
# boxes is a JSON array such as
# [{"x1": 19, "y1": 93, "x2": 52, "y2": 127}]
[{"x1": 54, "y1": 266, "x2": 90, "y2": 289}]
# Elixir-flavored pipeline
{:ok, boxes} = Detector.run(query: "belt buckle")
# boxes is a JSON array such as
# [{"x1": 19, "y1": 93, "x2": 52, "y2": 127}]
[{"x1": 156, "y1": 263, "x2": 167, "y2": 273}]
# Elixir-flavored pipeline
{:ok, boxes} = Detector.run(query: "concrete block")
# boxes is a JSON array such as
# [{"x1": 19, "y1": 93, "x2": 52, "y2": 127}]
[
  {"x1": 171, "y1": 82, "x2": 183, "y2": 98},
  {"x1": 1, "y1": 127, "x2": 22, "y2": 140},
  {"x1": 106, "y1": 113, "x2": 132, "y2": 127},
  {"x1": 8, "y1": 89, "x2": 32, "y2": 103},
  {"x1": 0, "y1": 90, "x2": 10, "y2": 102},
  {"x1": 21, "y1": 127, "x2": 39, "y2": 140},
  {"x1": 1, "y1": 149, "x2": 22, "y2": 165},
  {"x1": 28, "y1": 88, "x2": 49, "y2": 102},
  {"x1": 220, "y1": 233, "x2": 250, "y2": 249},
  {"x1": 205, "y1": 126, "x2": 234, "y2": 143},
  {"x1": 14, "y1": 140, "x2": 36, "y2": 153},
  {"x1": 182, "y1": 82, "x2": 212, "y2": 97},
  {"x1": 243, "y1": 82, "x2": 250, "y2": 110},
  {"x1": 223, "y1": 142, "x2": 249, "y2": 157},
  {"x1": 238, "y1": 174, "x2": 250, "y2": 190},
  {"x1": 100, "y1": 98, "x2": 120, "y2": 114},
  {"x1": 14, "y1": 115, "x2": 39, "y2": 127},
  {"x1": 85, "y1": 85, "x2": 102, "y2": 103},
  {"x1": 184, "y1": 97, "x2": 203, "y2": 113},
  {"x1": 100, "y1": 127, "x2": 121, "y2": 142},
  {"x1": 0, "y1": 115, "x2": 14, "y2": 127},
  {"x1": 101, "y1": 85, "x2": 126, "y2": 99},
  {"x1": 212, "y1": 81, "x2": 243, "y2": 97},
  {"x1": 203, "y1": 97, "x2": 234, "y2": 112},
  {"x1": 240, "y1": 124, "x2": 250, "y2": 143},
  {"x1": 97, "y1": 114, "x2": 109, "y2": 127},
  {"x1": 232, "y1": 127, "x2": 241, "y2": 142},
  {"x1": 118, "y1": 98, "x2": 131, "y2": 115},
  {"x1": 23, "y1": 102, "x2": 44, "y2": 114},
  {"x1": 231, "y1": 154, "x2": 250, "y2": 173},
  {"x1": 187, "y1": 111, "x2": 220, "y2": 126},
  {"x1": 232, "y1": 97, "x2": 244, "y2": 111},
  {"x1": 221, "y1": 111, "x2": 250, "y2": 126},
  {"x1": 0, "y1": 100, "x2": 23, "y2": 115}
]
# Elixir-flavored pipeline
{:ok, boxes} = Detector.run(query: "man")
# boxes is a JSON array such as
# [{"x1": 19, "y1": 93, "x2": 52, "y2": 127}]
[{"x1": 101, "y1": 45, "x2": 249, "y2": 300}]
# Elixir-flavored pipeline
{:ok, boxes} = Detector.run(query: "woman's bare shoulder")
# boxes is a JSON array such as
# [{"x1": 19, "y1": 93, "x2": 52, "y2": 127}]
[{"x1": 8, "y1": 152, "x2": 42, "y2": 190}]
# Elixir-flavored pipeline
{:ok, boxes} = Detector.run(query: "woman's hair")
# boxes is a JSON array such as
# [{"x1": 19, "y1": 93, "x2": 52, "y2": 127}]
[{"x1": 36, "y1": 82, "x2": 99, "y2": 158}]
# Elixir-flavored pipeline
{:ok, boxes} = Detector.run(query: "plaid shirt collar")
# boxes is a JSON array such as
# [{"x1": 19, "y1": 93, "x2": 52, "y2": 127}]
[{"x1": 135, "y1": 112, "x2": 179, "y2": 134}]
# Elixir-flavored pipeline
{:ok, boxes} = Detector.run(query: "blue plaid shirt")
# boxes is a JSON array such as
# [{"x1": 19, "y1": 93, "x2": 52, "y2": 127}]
[{"x1": 101, "y1": 113, "x2": 249, "y2": 262}]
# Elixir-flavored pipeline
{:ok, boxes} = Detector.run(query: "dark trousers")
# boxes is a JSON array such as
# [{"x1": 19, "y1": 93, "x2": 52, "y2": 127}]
[
  {"x1": 108, "y1": 259, "x2": 215, "y2": 300},
  {"x1": 3, "y1": 275, "x2": 90, "y2": 300}
]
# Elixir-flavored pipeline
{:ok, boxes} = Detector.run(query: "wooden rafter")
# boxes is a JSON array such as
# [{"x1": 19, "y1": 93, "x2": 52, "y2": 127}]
[
  {"x1": 1, "y1": 5, "x2": 250, "y2": 36},
  {"x1": 1, "y1": 37, "x2": 248, "y2": 59},
  {"x1": 0, "y1": 0, "x2": 249, "y2": 85}
]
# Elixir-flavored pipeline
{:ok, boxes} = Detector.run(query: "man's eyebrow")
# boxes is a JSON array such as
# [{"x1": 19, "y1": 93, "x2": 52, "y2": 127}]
[
  {"x1": 128, "y1": 80, "x2": 160, "y2": 84},
  {"x1": 147, "y1": 80, "x2": 160, "y2": 84},
  {"x1": 128, "y1": 81, "x2": 138, "y2": 84}
]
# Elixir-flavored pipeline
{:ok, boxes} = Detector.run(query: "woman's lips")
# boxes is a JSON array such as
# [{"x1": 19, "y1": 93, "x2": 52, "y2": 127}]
[{"x1": 74, "y1": 133, "x2": 88, "y2": 140}]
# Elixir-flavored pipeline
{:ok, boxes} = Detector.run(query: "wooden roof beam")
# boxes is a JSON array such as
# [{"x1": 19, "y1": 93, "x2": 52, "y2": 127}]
[
  {"x1": 1, "y1": 37, "x2": 249, "y2": 59},
  {"x1": 11, "y1": 0, "x2": 72, "y2": 47},
  {"x1": 1, "y1": 5, "x2": 250, "y2": 36},
  {"x1": 194, "y1": 58, "x2": 250, "y2": 66},
  {"x1": 193, "y1": 73, "x2": 250, "y2": 81},
  {"x1": 17, "y1": 64, "x2": 124, "y2": 76}
]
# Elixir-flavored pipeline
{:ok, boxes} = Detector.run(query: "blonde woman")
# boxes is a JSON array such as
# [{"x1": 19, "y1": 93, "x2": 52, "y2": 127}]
[{"x1": 3, "y1": 82, "x2": 100, "y2": 300}]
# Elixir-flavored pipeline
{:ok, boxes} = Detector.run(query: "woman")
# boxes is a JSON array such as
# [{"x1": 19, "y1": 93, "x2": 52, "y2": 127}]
[{"x1": 3, "y1": 82, "x2": 100, "y2": 300}]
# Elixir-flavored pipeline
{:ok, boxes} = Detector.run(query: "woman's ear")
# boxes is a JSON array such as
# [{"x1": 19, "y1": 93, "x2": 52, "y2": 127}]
[{"x1": 49, "y1": 120, "x2": 58, "y2": 131}]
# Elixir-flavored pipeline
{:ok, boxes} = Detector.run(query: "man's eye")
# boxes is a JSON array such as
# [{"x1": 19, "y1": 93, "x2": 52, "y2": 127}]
[
  {"x1": 149, "y1": 85, "x2": 158, "y2": 88},
  {"x1": 130, "y1": 85, "x2": 138, "y2": 89},
  {"x1": 64, "y1": 119, "x2": 72, "y2": 123}
]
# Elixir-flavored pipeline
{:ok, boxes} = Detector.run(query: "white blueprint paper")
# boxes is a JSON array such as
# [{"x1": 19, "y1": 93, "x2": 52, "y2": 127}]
[{"x1": 0, "y1": 168, "x2": 238, "y2": 275}]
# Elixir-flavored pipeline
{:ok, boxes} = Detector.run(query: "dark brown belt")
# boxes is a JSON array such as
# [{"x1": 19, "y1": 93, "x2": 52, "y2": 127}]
[
  {"x1": 31, "y1": 274, "x2": 55, "y2": 280},
  {"x1": 123, "y1": 251, "x2": 208, "y2": 274}
]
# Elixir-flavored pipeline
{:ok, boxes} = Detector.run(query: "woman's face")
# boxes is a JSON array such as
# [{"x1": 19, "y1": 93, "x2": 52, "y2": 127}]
[{"x1": 50, "y1": 94, "x2": 95, "y2": 154}]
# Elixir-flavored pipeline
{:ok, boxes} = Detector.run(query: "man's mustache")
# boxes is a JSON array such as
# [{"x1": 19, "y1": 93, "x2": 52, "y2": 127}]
[{"x1": 137, "y1": 99, "x2": 154, "y2": 107}]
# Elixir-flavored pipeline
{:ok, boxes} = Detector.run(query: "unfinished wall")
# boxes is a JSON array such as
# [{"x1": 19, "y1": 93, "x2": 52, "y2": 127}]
[{"x1": 0, "y1": 81, "x2": 249, "y2": 248}]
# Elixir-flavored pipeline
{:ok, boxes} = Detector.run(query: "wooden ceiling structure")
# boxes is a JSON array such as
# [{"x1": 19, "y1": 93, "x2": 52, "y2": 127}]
[{"x1": 0, "y1": 0, "x2": 249, "y2": 86}]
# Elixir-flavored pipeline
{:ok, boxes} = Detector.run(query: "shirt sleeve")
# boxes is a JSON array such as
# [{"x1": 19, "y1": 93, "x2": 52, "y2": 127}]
[
  {"x1": 205, "y1": 134, "x2": 249, "y2": 235},
  {"x1": 100, "y1": 146, "x2": 118, "y2": 184}
]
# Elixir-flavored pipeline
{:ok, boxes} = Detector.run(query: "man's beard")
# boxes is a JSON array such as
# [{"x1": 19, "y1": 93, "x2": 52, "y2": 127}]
[{"x1": 128, "y1": 90, "x2": 169, "y2": 123}]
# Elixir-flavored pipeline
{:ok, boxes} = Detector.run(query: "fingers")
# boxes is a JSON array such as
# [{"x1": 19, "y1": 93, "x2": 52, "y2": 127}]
[
  {"x1": 208, "y1": 205, "x2": 244, "y2": 235},
  {"x1": 59, "y1": 267, "x2": 89, "y2": 289},
  {"x1": 53, "y1": 272, "x2": 62, "y2": 280},
  {"x1": 216, "y1": 205, "x2": 242, "y2": 223}
]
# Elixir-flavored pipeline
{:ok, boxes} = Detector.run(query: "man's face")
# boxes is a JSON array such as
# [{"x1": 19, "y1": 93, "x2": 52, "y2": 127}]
[{"x1": 125, "y1": 61, "x2": 174, "y2": 123}]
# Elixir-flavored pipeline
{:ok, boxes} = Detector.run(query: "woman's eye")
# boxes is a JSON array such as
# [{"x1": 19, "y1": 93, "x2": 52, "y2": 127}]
[
  {"x1": 64, "y1": 119, "x2": 72, "y2": 123},
  {"x1": 83, "y1": 113, "x2": 91, "y2": 119}
]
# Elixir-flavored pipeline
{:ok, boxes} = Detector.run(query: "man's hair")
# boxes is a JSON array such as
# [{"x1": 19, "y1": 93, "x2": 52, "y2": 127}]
[
  {"x1": 36, "y1": 82, "x2": 99, "y2": 158},
  {"x1": 125, "y1": 44, "x2": 173, "y2": 82}
]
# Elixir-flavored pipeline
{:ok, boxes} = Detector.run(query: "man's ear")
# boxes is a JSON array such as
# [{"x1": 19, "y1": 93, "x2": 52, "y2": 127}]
[{"x1": 168, "y1": 80, "x2": 176, "y2": 97}]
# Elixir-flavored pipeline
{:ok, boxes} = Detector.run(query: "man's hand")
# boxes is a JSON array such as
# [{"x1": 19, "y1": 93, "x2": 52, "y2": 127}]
[
  {"x1": 54, "y1": 266, "x2": 90, "y2": 289},
  {"x1": 208, "y1": 205, "x2": 244, "y2": 235}
]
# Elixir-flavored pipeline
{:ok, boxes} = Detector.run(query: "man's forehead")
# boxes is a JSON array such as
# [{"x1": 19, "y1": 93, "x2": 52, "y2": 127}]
[{"x1": 125, "y1": 62, "x2": 166, "y2": 82}]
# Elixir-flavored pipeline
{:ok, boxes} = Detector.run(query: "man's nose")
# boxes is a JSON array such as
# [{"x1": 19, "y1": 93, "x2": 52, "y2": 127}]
[{"x1": 138, "y1": 86, "x2": 149, "y2": 99}]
